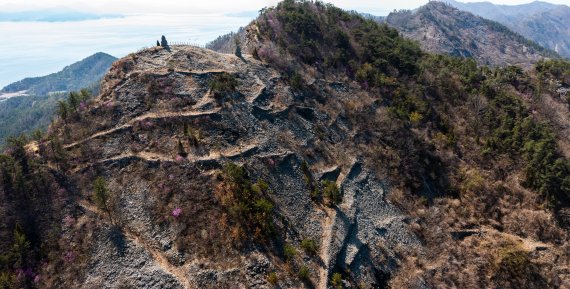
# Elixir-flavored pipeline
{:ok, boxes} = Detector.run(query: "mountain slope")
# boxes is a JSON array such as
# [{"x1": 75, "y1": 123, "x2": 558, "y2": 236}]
[
  {"x1": 0, "y1": 52, "x2": 116, "y2": 96},
  {"x1": 0, "y1": 52, "x2": 116, "y2": 146},
  {"x1": 0, "y1": 1, "x2": 569, "y2": 288},
  {"x1": 447, "y1": 0, "x2": 570, "y2": 58},
  {"x1": 385, "y1": 1, "x2": 557, "y2": 67}
]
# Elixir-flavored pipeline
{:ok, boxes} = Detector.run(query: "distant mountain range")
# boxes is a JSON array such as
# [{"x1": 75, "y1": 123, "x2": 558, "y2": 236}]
[
  {"x1": 0, "y1": 52, "x2": 116, "y2": 145},
  {"x1": 1, "y1": 52, "x2": 117, "y2": 96},
  {"x1": 385, "y1": 1, "x2": 558, "y2": 67},
  {"x1": 446, "y1": 0, "x2": 570, "y2": 58}
]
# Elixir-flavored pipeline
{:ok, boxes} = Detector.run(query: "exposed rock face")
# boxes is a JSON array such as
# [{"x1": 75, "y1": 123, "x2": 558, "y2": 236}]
[
  {"x1": 446, "y1": 0, "x2": 570, "y2": 58},
  {"x1": 50, "y1": 45, "x2": 419, "y2": 288},
  {"x1": 385, "y1": 1, "x2": 557, "y2": 67}
]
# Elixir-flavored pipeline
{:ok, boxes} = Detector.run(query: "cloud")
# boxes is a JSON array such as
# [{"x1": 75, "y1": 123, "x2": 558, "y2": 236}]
[
  {"x1": 0, "y1": 0, "x2": 282, "y2": 14},
  {"x1": 0, "y1": 0, "x2": 566, "y2": 16}
]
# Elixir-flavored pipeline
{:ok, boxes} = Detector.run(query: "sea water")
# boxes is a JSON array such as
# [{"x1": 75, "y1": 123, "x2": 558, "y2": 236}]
[{"x1": 0, "y1": 13, "x2": 252, "y2": 89}]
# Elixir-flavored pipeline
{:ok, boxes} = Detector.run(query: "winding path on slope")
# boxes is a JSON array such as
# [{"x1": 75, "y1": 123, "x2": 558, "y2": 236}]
[
  {"x1": 64, "y1": 108, "x2": 221, "y2": 149},
  {"x1": 70, "y1": 142, "x2": 262, "y2": 173}
]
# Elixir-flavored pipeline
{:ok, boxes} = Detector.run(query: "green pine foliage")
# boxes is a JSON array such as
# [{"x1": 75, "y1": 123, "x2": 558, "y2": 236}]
[
  {"x1": 93, "y1": 176, "x2": 112, "y2": 221},
  {"x1": 300, "y1": 238, "x2": 318, "y2": 255},
  {"x1": 220, "y1": 163, "x2": 275, "y2": 240},
  {"x1": 257, "y1": 0, "x2": 422, "y2": 76},
  {"x1": 283, "y1": 243, "x2": 297, "y2": 261},
  {"x1": 322, "y1": 180, "x2": 342, "y2": 205},
  {"x1": 208, "y1": 72, "x2": 239, "y2": 102}
]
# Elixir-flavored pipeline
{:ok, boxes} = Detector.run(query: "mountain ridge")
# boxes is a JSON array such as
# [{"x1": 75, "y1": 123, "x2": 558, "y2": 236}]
[
  {"x1": 0, "y1": 52, "x2": 116, "y2": 146},
  {"x1": 1, "y1": 52, "x2": 117, "y2": 95},
  {"x1": 0, "y1": 1, "x2": 569, "y2": 288},
  {"x1": 446, "y1": 0, "x2": 570, "y2": 58},
  {"x1": 385, "y1": 1, "x2": 558, "y2": 67}
]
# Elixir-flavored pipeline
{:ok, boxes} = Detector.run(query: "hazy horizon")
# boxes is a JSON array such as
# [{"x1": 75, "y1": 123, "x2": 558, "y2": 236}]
[
  {"x1": 0, "y1": 13, "x2": 252, "y2": 89},
  {"x1": 1, "y1": 0, "x2": 568, "y2": 89}
]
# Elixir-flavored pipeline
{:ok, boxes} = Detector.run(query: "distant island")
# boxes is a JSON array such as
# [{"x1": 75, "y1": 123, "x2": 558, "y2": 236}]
[{"x1": 0, "y1": 9, "x2": 123, "y2": 22}]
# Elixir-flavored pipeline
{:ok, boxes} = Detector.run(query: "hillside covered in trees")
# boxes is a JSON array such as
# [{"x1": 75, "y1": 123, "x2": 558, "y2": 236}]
[
  {"x1": 0, "y1": 53, "x2": 115, "y2": 146},
  {"x1": 0, "y1": 52, "x2": 116, "y2": 96},
  {"x1": 0, "y1": 1, "x2": 569, "y2": 288}
]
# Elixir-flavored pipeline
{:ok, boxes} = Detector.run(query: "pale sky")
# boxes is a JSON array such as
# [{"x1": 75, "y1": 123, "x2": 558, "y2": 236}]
[{"x1": 0, "y1": 0, "x2": 568, "y2": 16}]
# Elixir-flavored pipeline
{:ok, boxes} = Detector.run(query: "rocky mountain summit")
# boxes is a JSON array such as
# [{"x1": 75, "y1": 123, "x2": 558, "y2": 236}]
[
  {"x1": 47, "y1": 43, "x2": 421, "y2": 288},
  {"x1": 1, "y1": 1, "x2": 569, "y2": 288},
  {"x1": 386, "y1": 1, "x2": 558, "y2": 67}
]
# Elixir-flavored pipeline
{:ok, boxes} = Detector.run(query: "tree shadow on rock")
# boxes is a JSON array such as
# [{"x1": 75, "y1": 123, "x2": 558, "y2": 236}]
[{"x1": 109, "y1": 225, "x2": 127, "y2": 256}]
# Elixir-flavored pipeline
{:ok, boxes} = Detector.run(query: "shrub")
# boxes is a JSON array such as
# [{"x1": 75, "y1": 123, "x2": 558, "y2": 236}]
[
  {"x1": 183, "y1": 123, "x2": 200, "y2": 148},
  {"x1": 267, "y1": 271, "x2": 278, "y2": 284},
  {"x1": 409, "y1": 111, "x2": 423, "y2": 124},
  {"x1": 331, "y1": 272, "x2": 343, "y2": 289},
  {"x1": 290, "y1": 72, "x2": 303, "y2": 90},
  {"x1": 0, "y1": 272, "x2": 16, "y2": 289},
  {"x1": 300, "y1": 238, "x2": 318, "y2": 255},
  {"x1": 492, "y1": 245, "x2": 547, "y2": 288},
  {"x1": 219, "y1": 163, "x2": 275, "y2": 240},
  {"x1": 298, "y1": 265, "x2": 310, "y2": 281},
  {"x1": 209, "y1": 73, "x2": 239, "y2": 101},
  {"x1": 284, "y1": 243, "x2": 296, "y2": 261},
  {"x1": 322, "y1": 180, "x2": 342, "y2": 205},
  {"x1": 172, "y1": 208, "x2": 182, "y2": 218}
]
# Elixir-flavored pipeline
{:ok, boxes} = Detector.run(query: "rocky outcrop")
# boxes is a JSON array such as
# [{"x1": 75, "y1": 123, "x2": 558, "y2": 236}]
[
  {"x1": 50, "y1": 45, "x2": 420, "y2": 288},
  {"x1": 385, "y1": 1, "x2": 557, "y2": 67}
]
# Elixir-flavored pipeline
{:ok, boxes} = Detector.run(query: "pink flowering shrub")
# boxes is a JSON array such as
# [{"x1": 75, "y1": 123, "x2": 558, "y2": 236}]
[
  {"x1": 63, "y1": 251, "x2": 75, "y2": 263},
  {"x1": 172, "y1": 208, "x2": 182, "y2": 218},
  {"x1": 63, "y1": 215, "x2": 75, "y2": 227},
  {"x1": 158, "y1": 183, "x2": 172, "y2": 194},
  {"x1": 258, "y1": 43, "x2": 280, "y2": 63}
]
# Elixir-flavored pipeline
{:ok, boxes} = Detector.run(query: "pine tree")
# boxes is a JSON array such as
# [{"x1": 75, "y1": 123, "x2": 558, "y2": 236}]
[
  {"x1": 68, "y1": 91, "x2": 80, "y2": 110},
  {"x1": 50, "y1": 135, "x2": 67, "y2": 171},
  {"x1": 235, "y1": 38, "x2": 243, "y2": 59},
  {"x1": 57, "y1": 100, "x2": 69, "y2": 122},
  {"x1": 252, "y1": 47, "x2": 260, "y2": 60},
  {"x1": 11, "y1": 224, "x2": 30, "y2": 268},
  {"x1": 178, "y1": 140, "x2": 188, "y2": 157},
  {"x1": 93, "y1": 177, "x2": 112, "y2": 221},
  {"x1": 0, "y1": 155, "x2": 14, "y2": 196},
  {"x1": 80, "y1": 88, "x2": 91, "y2": 99},
  {"x1": 161, "y1": 35, "x2": 169, "y2": 48},
  {"x1": 157, "y1": 40, "x2": 160, "y2": 47}
]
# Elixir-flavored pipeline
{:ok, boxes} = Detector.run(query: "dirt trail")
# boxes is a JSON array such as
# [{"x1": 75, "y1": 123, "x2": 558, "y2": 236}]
[
  {"x1": 77, "y1": 200, "x2": 192, "y2": 288},
  {"x1": 482, "y1": 227, "x2": 551, "y2": 251},
  {"x1": 318, "y1": 207, "x2": 336, "y2": 289},
  {"x1": 65, "y1": 108, "x2": 220, "y2": 149},
  {"x1": 70, "y1": 141, "x2": 261, "y2": 173}
]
